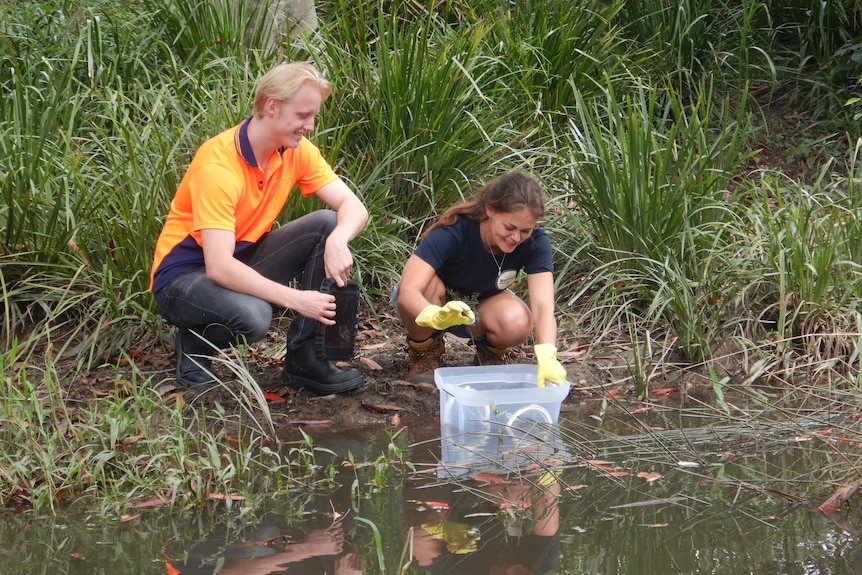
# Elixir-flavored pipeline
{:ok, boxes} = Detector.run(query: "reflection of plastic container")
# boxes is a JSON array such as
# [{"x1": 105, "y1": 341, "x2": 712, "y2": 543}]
[{"x1": 435, "y1": 364, "x2": 570, "y2": 437}]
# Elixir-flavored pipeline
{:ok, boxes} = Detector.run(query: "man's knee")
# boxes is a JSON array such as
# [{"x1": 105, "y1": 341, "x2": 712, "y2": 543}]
[
  {"x1": 236, "y1": 298, "x2": 273, "y2": 343},
  {"x1": 312, "y1": 209, "x2": 338, "y2": 235}
]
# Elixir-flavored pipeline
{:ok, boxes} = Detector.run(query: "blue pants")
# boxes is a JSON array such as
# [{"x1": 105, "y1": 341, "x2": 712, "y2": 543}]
[{"x1": 154, "y1": 210, "x2": 337, "y2": 353}]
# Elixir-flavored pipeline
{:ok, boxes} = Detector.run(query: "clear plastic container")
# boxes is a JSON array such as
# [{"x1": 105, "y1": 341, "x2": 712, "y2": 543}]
[{"x1": 435, "y1": 364, "x2": 570, "y2": 436}]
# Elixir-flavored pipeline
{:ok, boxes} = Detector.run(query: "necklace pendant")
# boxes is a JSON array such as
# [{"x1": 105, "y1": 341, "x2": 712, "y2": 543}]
[{"x1": 496, "y1": 269, "x2": 517, "y2": 290}]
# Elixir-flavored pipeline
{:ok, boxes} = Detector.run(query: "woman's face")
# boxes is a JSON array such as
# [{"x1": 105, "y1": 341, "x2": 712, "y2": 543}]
[{"x1": 484, "y1": 206, "x2": 537, "y2": 254}]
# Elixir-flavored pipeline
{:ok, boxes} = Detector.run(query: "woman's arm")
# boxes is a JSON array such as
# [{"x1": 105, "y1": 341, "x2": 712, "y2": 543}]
[{"x1": 526, "y1": 271, "x2": 557, "y2": 345}]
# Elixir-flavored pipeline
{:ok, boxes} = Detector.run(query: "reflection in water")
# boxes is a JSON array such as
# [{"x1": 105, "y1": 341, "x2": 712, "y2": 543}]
[
  {"x1": 162, "y1": 425, "x2": 564, "y2": 575},
  {"x1": 162, "y1": 473, "x2": 561, "y2": 575},
  {"x1": 6, "y1": 409, "x2": 862, "y2": 574},
  {"x1": 164, "y1": 518, "x2": 361, "y2": 575},
  {"x1": 410, "y1": 474, "x2": 561, "y2": 575}
]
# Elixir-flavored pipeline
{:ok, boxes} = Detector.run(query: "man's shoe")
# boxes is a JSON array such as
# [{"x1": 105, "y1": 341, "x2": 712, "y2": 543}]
[
  {"x1": 282, "y1": 343, "x2": 364, "y2": 394},
  {"x1": 175, "y1": 328, "x2": 218, "y2": 388}
]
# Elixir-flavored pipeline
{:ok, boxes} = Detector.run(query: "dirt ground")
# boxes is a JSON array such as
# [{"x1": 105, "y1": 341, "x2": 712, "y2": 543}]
[{"x1": 61, "y1": 302, "x2": 714, "y2": 436}]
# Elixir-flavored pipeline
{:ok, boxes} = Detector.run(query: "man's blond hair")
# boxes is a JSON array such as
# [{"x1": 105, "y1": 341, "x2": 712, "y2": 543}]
[{"x1": 252, "y1": 62, "x2": 331, "y2": 117}]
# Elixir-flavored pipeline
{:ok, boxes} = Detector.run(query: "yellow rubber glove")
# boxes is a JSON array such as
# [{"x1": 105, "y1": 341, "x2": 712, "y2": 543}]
[
  {"x1": 416, "y1": 301, "x2": 475, "y2": 330},
  {"x1": 534, "y1": 343, "x2": 566, "y2": 387}
]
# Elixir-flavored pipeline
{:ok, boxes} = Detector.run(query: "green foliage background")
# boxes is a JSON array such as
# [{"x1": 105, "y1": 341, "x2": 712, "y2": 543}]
[{"x1": 3, "y1": 0, "x2": 862, "y2": 370}]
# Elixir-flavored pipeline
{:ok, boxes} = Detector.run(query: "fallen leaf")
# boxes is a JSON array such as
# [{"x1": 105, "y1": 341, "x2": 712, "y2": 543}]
[
  {"x1": 122, "y1": 433, "x2": 144, "y2": 446},
  {"x1": 361, "y1": 402, "x2": 402, "y2": 413},
  {"x1": 360, "y1": 341, "x2": 390, "y2": 350},
  {"x1": 470, "y1": 471, "x2": 505, "y2": 485},
  {"x1": 359, "y1": 356, "x2": 383, "y2": 370},
  {"x1": 583, "y1": 459, "x2": 614, "y2": 466},
  {"x1": 207, "y1": 493, "x2": 245, "y2": 501},
  {"x1": 422, "y1": 501, "x2": 451, "y2": 510},
  {"x1": 651, "y1": 388, "x2": 679, "y2": 396},
  {"x1": 263, "y1": 391, "x2": 286, "y2": 402},
  {"x1": 766, "y1": 488, "x2": 806, "y2": 504},
  {"x1": 134, "y1": 498, "x2": 168, "y2": 508},
  {"x1": 816, "y1": 481, "x2": 862, "y2": 513},
  {"x1": 120, "y1": 513, "x2": 141, "y2": 522},
  {"x1": 637, "y1": 471, "x2": 662, "y2": 482}
]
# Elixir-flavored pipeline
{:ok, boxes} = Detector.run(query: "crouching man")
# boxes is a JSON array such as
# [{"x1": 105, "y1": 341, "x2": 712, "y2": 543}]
[{"x1": 149, "y1": 62, "x2": 368, "y2": 393}]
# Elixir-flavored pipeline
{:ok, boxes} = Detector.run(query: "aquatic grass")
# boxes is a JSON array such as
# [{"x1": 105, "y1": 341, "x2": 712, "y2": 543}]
[
  {"x1": 550, "y1": 375, "x2": 862, "y2": 510},
  {"x1": 728, "y1": 167, "x2": 862, "y2": 369}
]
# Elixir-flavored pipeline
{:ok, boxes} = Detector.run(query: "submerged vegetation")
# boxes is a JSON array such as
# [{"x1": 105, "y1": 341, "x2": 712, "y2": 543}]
[{"x1": 2, "y1": 0, "x2": 862, "y2": 517}]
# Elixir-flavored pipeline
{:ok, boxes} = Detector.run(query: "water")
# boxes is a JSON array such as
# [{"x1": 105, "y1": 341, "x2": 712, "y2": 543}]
[{"x1": 1, "y1": 399, "x2": 861, "y2": 574}]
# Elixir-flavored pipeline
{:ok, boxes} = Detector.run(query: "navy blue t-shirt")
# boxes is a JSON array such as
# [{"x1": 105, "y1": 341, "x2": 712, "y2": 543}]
[{"x1": 414, "y1": 216, "x2": 553, "y2": 300}]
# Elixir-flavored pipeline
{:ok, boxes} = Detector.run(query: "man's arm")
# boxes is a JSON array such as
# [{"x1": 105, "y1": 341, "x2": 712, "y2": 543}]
[{"x1": 314, "y1": 178, "x2": 369, "y2": 287}]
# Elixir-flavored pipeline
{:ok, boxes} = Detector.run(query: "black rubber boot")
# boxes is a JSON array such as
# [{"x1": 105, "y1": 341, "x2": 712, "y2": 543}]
[
  {"x1": 175, "y1": 328, "x2": 218, "y2": 388},
  {"x1": 282, "y1": 343, "x2": 364, "y2": 393}
]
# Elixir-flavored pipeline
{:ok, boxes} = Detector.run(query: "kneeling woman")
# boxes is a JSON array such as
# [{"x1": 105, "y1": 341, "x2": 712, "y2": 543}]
[{"x1": 395, "y1": 172, "x2": 567, "y2": 387}]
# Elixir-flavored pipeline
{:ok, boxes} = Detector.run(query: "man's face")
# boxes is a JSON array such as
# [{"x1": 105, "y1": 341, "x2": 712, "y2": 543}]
[{"x1": 271, "y1": 82, "x2": 322, "y2": 148}]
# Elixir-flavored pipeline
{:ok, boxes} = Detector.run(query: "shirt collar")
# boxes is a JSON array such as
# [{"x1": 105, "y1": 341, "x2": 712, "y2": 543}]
[
  {"x1": 235, "y1": 116, "x2": 257, "y2": 167},
  {"x1": 235, "y1": 116, "x2": 286, "y2": 168}
]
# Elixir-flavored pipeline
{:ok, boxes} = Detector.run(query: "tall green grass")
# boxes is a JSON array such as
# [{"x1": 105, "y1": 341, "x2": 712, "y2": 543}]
[
  {"x1": 4, "y1": 0, "x2": 862, "y2": 513},
  {"x1": 556, "y1": 77, "x2": 752, "y2": 362}
]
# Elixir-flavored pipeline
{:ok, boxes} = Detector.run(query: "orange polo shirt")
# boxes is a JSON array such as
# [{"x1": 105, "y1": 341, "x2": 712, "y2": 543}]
[{"x1": 150, "y1": 117, "x2": 337, "y2": 292}]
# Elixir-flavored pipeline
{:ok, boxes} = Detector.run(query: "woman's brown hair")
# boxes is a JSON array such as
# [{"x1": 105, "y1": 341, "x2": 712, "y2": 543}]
[{"x1": 421, "y1": 172, "x2": 546, "y2": 241}]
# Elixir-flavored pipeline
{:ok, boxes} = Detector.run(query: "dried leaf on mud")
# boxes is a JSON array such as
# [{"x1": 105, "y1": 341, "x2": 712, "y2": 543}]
[
  {"x1": 359, "y1": 356, "x2": 383, "y2": 370},
  {"x1": 361, "y1": 402, "x2": 403, "y2": 412},
  {"x1": 263, "y1": 391, "x2": 286, "y2": 402}
]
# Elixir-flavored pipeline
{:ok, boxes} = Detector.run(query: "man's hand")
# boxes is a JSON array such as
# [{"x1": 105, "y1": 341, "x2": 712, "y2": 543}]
[
  {"x1": 416, "y1": 301, "x2": 475, "y2": 330},
  {"x1": 293, "y1": 289, "x2": 337, "y2": 325},
  {"x1": 323, "y1": 233, "x2": 354, "y2": 287},
  {"x1": 534, "y1": 343, "x2": 566, "y2": 387}
]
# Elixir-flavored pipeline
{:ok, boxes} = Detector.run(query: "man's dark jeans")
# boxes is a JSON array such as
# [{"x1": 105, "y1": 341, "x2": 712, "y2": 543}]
[{"x1": 154, "y1": 210, "x2": 337, "y2": 354}]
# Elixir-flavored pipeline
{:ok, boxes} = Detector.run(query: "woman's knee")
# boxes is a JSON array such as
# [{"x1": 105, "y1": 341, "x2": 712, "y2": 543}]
[{"x1": 480, "y1": 297, "x2": 532, "y2": 344}]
